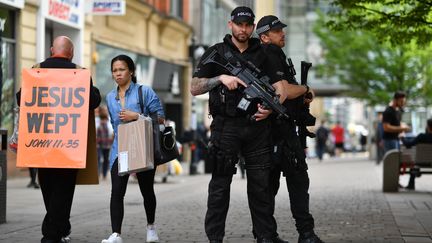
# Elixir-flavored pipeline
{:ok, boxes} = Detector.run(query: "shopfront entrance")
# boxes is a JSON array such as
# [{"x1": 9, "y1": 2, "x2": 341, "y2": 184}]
[{"x1": 0, "y1": 7, "x2": 16, "y2": 134}]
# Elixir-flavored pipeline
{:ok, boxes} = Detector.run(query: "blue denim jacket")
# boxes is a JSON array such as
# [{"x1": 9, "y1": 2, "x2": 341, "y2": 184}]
[{"x1": 106, "y1": 82, "x2": 165, "y2": 169}]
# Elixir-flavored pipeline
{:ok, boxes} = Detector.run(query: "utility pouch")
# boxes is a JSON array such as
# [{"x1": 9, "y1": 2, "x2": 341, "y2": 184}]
[
  {"x1": 224, "y1": 90, "x2": 239, "y2": 117},
  {"x1": 214, "y1": 151, "x2": 237, "y2": 176},
  {"x1": 278, "y1": 138, "x2": 308, "y2": 174},
  {"x1": 280, "y1": 143, "x2": 297, "y2": 173},
  {"x1": 209, "y1": 86, "x2": 224, "y2": 116}
]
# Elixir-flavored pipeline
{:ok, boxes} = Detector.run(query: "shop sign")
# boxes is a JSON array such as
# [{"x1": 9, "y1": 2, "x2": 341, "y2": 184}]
[
  {"x1": 44, "y1": 0, "x2": 84, "y2": 29},
  {"x1": 0, "y1": 0, "x2": 24, "y2": 9},
  {"x1": 86, "y1": 0, "x2": 125, "y2": 15}
]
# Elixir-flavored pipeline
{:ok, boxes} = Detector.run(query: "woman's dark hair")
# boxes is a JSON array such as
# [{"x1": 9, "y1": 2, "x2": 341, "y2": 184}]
[{"x1": 111, "y1": 54, "x2": 137, "y2": 83}]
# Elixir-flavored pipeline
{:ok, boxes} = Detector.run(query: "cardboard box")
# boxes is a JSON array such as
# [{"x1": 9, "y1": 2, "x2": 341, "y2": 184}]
[
  {"x1": 117, "y1": 117, "x2": 154, "y2": 175},
  {"x1": 76, "y1": 111, "x2": 99, "y2": 185}
]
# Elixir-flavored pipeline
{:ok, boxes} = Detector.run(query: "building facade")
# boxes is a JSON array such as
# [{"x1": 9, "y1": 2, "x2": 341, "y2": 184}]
[{"x1": 3, "y1": 0, "x2": 193, "y2": 177}]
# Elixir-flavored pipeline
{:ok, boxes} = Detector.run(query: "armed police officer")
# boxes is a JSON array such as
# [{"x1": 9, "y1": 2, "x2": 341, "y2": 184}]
[
  {"x1": 191, "y1": 6, "x2": 288, "y2": 243},
  {"x1": 256, "y1": 15, "x2": 324, "y2": 243}
]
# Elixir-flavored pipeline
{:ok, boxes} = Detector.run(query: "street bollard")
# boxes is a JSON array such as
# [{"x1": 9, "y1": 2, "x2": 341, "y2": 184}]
[
  {"x1": 0, "y1": 129, "x2": 7, "y2": 223},
  {"x1": 382, "y1": 150, "x2": 400, "y2": 192}
]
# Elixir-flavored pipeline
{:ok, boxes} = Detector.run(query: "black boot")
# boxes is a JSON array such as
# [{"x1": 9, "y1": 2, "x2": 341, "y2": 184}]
[
  {"x1": 406, "y1": 171, "x2": 417, "y2": 190},
  {"x1": 298, "y1": 231, "x2": 324, "y2": 243},
  {"x1": 257, "y1": 238, "x2": 273, "y2": 243},
  {"x1": 273, "y1": 236, "x2": 289, "y2": 243},
  {"x1": 209, "y1": 240, "x2": 222, "y2": 243}
]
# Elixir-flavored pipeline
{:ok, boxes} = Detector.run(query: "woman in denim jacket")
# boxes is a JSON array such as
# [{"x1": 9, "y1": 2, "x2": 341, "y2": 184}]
[{"x1": 102, "y1": 54, "x2": 164, "y2": 243}]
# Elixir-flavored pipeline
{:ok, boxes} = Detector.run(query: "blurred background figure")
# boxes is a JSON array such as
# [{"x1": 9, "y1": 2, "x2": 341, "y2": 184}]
[
  {"x1": 27, "y1": 168, "x2": 39, "y2": 189},
  {"x1": 374, "y1": 112, "x2": 385, "y2": 164},
  {"x1": 401, "y1": 118, "x2": 432, "y2": 190},
  {"x1": 315, "y1": 120, "x2": 329, "y2": 161},
  {"x1": 331, "y1": 121, "x2": 345, "y2": 156},
  {"x1": 238, "y1": 156, "x2": 246, "y2": 179},
  {"x1": 196, "y1": 122, "x2": 209, "y2": 165},
  {"x1": 382, "y1": 91, "x2": 410, "y2": 152},
  {"x1": 96, "y1": 106, "x2": 113, "y2": 180}
]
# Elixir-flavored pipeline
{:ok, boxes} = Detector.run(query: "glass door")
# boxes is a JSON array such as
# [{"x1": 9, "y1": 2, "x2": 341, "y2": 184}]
[{"x1": 0, "y1": 39, "x2": 15, "y2": 133}]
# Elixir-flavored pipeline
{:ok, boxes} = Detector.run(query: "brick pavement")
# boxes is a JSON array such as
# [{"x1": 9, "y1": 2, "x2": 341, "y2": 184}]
[{"x1": 0, "y1": 154, "x2": 431, "y2": 243}]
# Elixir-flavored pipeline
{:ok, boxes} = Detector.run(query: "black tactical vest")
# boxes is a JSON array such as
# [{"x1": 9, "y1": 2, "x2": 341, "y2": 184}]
[{"x1": 208, "y1": 39, "x2": 264, "y2": 118}]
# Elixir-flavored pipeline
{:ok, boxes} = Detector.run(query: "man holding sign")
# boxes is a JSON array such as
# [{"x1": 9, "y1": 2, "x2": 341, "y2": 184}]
[{"x1": 16, "y1": 36, "x2": 101, "y2": 243}]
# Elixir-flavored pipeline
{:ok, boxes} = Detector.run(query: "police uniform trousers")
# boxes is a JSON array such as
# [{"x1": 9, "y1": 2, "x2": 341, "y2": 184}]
[
  {"x1": 270, "y1": 166, "x2": 315, "y2": 234},
  {"x1": 38, "y1": 168, "x2": 78, "y2": 242},
  {"x1": 205, "y1": 116, "x2": 277, "y2": 240}
]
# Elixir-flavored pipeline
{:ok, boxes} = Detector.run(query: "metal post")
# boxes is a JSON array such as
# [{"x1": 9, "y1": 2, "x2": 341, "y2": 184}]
[
  {"x1": 189, "y1": 37, "x2": 198, "y2": 175},
  {"x1": 0, "y1": 129, "x2": 7, "y2": 223},
  {"x1": 0, "y1": 27, "x2": 3, "y2": 124},
  {"x1": 0, "y1": 23, "x2": 6, "y2": 224}
]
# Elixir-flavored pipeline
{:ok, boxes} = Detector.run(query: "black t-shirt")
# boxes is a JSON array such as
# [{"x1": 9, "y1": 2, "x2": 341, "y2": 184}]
[
  {"x1": 261, "y1": 43, "x2": 297, "y2": 85},
  {"x1": 261, "y1": 43, "x2": 304, "y2": 113},
  {"x1": 382, "y1": 106, "x2": 402, "y2": 140},
  {"x1": 316, "y1": 126, "x2": 329, "y2": 144}
]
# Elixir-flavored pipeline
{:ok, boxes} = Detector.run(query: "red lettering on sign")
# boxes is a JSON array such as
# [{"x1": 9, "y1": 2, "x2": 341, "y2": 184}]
[{"x1": 49, "y1": 0, "x2": 71, "y2": 21}]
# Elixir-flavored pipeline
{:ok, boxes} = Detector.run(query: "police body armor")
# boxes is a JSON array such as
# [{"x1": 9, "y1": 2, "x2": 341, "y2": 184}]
[
  {"x1": 206, "y1": 43, "x2": 265, "y2": 175},
  {"x1": 208, "y1": 43, "x2": 261, "y2": 119}
]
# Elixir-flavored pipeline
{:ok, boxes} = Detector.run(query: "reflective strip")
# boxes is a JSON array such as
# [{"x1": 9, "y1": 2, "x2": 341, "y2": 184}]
[{"x1": 256, "y1": 25, "x2": 270, "y2": 35}]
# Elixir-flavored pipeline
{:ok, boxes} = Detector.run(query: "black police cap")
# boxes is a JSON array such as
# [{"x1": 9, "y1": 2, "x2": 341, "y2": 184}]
[
  {"x1": 231, "y1": 6, "x2": 255, "y2": 24},
  {"x1": 256, "y1": 15, "x2": 287, "y2": 35}
]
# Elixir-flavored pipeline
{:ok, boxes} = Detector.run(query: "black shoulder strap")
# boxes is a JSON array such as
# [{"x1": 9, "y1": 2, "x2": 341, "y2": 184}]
[
  {"x1": 138, "y1": 85, "x2": 144, "y2": 114},
  {"x1": 214, "y1": 43, "x2": 229, "y2": 61}
]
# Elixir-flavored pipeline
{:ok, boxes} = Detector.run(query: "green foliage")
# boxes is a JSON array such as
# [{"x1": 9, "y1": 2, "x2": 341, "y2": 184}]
[
  {"x1": 314, "y1": 12, "x2": 432, "y2": 106},
  {"x1": 325, "y1": 0, "x2": 432, "y2": 46}
]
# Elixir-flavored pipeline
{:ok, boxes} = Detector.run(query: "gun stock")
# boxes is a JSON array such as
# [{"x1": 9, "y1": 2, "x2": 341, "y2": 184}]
[{"x1": 298, "y1": 61, "x2": 316, "y2": 148}]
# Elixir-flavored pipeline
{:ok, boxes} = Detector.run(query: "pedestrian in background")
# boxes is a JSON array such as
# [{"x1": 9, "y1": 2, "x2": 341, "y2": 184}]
[
  {"x1": 382, "y1": 91, "x2": 410, "y2": 152},
  {"x1": 257, "y1": 15, "x2": 323, "y2": 243},
  {"x1": 27, "y1": 168, "x2": 39, "y2": 188},
  {"x1": 401, "y1": 118, "x2": 432, "y2": 189},
  {"x1": 331, "y1": 121, "x2": 344, "y2": 156},
  {"x1": 102, "y1": 54, "x2": 165, "y2": 243},
  {"x1": 191, "y1": 6, "x2": 287, "y2": 243},
  {"x1": 374, "y1": 112, "x2": 385, "y2": 164},
  {"x1": 17, "y1": 36, "x2": 102, "y2": 243},
  {"x1": 97, "y1": 106, "x2": 113, "y2": 180},
  {"x1": 315, "y1": 120, "x2": 329, "y2": 161}
]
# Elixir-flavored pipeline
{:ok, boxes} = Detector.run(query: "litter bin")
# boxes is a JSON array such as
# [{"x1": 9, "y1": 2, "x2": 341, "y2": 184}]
[{"x1": 0, "y1": 129, "x2": 7, "y2": 224}]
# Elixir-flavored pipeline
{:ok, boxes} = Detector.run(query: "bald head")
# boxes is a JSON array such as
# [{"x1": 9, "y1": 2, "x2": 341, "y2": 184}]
[{"x1": 50, "y1": 36, "x2": 74, "y2": 60}]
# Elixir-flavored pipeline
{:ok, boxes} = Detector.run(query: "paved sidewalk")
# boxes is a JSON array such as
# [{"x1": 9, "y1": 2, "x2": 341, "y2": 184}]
[{"x1": 0, "y1": 155, "x2": 431, "y2": 243}]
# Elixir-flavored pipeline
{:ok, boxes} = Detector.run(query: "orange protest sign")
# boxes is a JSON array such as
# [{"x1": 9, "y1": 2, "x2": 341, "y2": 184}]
[{"x1": 16, "y1": 68, "x2": 91, "y2": 168}]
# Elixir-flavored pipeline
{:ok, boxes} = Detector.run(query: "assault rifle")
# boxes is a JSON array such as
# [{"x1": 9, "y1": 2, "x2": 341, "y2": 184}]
[
  {"x1": 201, "y1": 49, "x2": 289, "y2": 120},
  {"x1": 287, "y1": 58, "x2": 316, "y2": 148}
]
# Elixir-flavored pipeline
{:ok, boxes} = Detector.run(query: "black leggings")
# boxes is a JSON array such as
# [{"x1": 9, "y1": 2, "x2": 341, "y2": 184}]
[{"x1": 110, "y1": 159, "x2": 156, "y2": 233}]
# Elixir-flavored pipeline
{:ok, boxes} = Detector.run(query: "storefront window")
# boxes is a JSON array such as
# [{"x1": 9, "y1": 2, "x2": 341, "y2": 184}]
[
  {"x1": 170, "y1": 0, "x2": 183, "y2": 19},
  {"x1": 0, "y1": 8, "x2": 16, "y2": 134},
  {"x1": 202, "y1": 0, "x2": 230, "y2": 46},
  {"x1": 95, "y1": 43, "x2": 150, "y2": 104}
]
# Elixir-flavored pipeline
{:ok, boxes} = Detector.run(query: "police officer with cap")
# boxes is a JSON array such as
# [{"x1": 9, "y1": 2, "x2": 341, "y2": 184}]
[
  {"x1": 191, "y1": 7, "x2": 288, "y2": 243},
  {"x1": 256, "y1": 15, "x2": 324, "y2": 243}
]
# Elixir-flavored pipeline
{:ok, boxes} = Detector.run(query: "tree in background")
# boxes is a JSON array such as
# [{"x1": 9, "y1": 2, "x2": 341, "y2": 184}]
[
  {"x1": 325, "y1": 0, "x2": 432, "y2": 46},
  {"x1": 313, "y1": 12, "x2": 432, "y2": 107}
]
